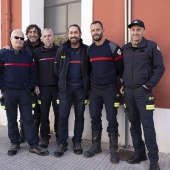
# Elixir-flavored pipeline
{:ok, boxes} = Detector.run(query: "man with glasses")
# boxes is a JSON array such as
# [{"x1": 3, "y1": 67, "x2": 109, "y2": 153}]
[{"x1": 0, "y1": 29, "x2": 49, "y2": 156}]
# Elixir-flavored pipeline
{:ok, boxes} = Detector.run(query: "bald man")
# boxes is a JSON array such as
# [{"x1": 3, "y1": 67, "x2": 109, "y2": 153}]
[{"x1": 0, "y1": 29, "x2": 49, "y2": 156}]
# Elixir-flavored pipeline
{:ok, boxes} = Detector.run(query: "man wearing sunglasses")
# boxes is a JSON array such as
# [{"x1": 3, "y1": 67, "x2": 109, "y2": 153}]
[{"x1": 0, "y1": 29, "x2": 49, "y2": 156}]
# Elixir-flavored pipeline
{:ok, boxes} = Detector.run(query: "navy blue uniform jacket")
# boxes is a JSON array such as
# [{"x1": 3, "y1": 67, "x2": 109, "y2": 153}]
[{"x1": 0, "y1": 48, "x2": 36, "y2": 92}]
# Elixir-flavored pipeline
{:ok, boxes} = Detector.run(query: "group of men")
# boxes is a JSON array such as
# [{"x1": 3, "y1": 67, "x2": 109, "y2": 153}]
[{"x1": 0, "y1": 19, "x2": 164, "y2": 170}]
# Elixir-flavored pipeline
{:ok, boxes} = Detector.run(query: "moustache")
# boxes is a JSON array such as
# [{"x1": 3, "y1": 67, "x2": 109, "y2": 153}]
[
  {"x1": 71, "y1": 37, "x2": 78, "y2": 39},
  {"x1": 93, "y1": 34, "x2": 100, "y2": 37}
]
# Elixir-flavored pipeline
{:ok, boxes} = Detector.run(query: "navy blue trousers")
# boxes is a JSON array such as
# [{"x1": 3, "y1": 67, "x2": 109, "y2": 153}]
[
  {"x1": 4, "y1": 88, "x2": 38, "y2": 148},
  {"x1": 124, "y1": 86, "x2": 159, "y2": 163},
  {"x1": 89, "y1": 85, "x2": 119, "y2": 134},
  {"x1": 39, "y1": 85, "x2": 59, "y2": 141},
  {"x1": 58, "y1": 86, "x2": 86, "y2": 146}
]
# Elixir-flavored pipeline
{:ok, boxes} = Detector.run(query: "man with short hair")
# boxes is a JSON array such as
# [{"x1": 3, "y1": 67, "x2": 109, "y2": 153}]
[
  {"x1": 84, "y1": 21, "x2": 123, "y2": 164},
  {"x1": 53, "y1": 24, "x2": 89, "y2": 157},
  {"x1": 121, "y1": 19, "x2": 165, "y2": 170},
  {"x1": 0, "y1": 29, "x2": 49, "y2": 156},
  {"x1": 34, "y1": 28, "x2": 59, "y2": 148}
]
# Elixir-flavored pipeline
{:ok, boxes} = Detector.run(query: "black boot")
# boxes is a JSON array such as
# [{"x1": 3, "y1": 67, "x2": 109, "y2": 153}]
[
  {"x1": 109, "y1": 133, "x2": 119, "y2": 164},
  {"x1": 150, "y1": 162, "x2": 160, "y2": 170},
  {"x1": 84, "y1": 131, "x2": 102, "y2": 158},
  {"x1": 19, "y1": 120, "x2": 25, "y2": 143}
]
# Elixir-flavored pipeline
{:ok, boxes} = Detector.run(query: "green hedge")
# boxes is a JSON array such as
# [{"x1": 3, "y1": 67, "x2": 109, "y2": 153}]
[{"x1": 54, "y1": 35, "x2": 68, "y2": 46}]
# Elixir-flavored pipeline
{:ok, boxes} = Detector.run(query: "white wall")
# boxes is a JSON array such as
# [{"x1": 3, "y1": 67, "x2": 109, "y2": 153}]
[
  {"x1": 0, "y1": 0, "x2": 1, "y2": 48},
  {"x1": 154, "y1": 108, "x2": 170, "y2": 153},
  {"x1": 22, "y1": 0, "x2": 44, "y2": 36},
  {"x1": 81, "y1": 0, "x2": 93, "y2": 46}
]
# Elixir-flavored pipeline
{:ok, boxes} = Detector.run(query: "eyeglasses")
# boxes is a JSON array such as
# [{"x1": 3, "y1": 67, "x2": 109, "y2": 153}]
[{"x1": 12, "y1": 36, "x2": 24, "y2": 41}]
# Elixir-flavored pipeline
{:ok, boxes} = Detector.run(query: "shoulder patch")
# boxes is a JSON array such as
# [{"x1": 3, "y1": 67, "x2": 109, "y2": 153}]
[
  {"x1": 117, "y1": 49, "x2": 122, "y2": 55},
  {"x1": 157, "y1": 45, "x2": 160, "y2": 51},
  {"x1": 61, "y1": 56, "x2": 65, "y2": 59}
]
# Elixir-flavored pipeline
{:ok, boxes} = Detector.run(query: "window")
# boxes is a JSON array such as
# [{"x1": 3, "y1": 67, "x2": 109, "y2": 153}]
[{"x1": 44, "y1": 0, "x2": 81, "y2": 35}]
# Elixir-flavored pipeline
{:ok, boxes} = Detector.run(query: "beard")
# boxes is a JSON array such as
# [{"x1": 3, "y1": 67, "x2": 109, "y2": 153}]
[
  {"x1": 29, "y1": 37, "x2": 37, "y2": 43},
  {"x1": 70, "y1": 37, "x2": 79, "y2": 45},
  {"x1": 45, "y1": 43, "x2": 51, "y2": 47},
  {"x1": 44, "y1": 42, "x2": 53, "y2": 48},
  {"x1": 92, "y1": 33, "x2": 103, "y2": 42}
]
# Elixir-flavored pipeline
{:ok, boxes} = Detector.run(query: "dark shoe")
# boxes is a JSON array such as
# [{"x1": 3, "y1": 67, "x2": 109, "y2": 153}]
[
  {"x1": 54, "y1": 144, "x2": 68, "y2": 157},
  {"x1": 73, "y1": 143, "x2": 83, "y2": 155},
  {"x1": 127, "y1": 153, "x2": 147, "y2": 164},
  {"x1": 8, "y1": 143, "x2": 20, "y2": 156},
  {"x1": 150, "y1": 162, "x2": 160, "y2": 170},
  {"x1": 29, "y1": 145, "x2": 49, "y2": 156},
  {"x1": 40, "y1": 139, "x2": 49, "y2": 149}
]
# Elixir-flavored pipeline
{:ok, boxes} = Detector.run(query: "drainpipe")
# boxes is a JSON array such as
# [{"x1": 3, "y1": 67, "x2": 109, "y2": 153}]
[
  {"x1": 124, "y1": 0, "x2": 128, "y2": 44},
  {"x1": 124, "y1": 0, "x2": 131, "y2": 149},
  {"x1": 128, "y1": 0, "x2": 131, "y2": 42},
  {"x1": 5, "y1": 0, "x2": 11, "y2": 46}
]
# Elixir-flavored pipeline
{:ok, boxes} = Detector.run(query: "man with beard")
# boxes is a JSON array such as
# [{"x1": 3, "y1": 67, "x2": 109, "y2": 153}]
[
  {"x1": 84, "y1": 21, "x2": 123, "y2": 164},
  {"x1": 53, "y1": 24, "x2": 89, "y2": 157},
  {"x1": 19, "y1": 24, "x2": 43, "y2": 143},
  {"x1": 24, "y1": 24, "x2": 43, "y2": 53},
  {"x1": 34, "y1": 28, "x2": 59, "y2": 149}
]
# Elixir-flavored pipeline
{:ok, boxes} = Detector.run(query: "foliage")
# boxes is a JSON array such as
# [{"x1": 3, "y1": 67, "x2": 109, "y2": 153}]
[{"x1": 54, "y1": 35, "x2": 68, "y2": 46}]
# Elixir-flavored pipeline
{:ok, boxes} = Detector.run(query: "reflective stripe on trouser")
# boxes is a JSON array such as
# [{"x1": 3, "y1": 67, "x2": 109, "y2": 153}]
[
  {"x1": 3, "y1": 88, "x2": 38, "y2": 147},
  {"x1": 124, "y1": 86, "x2": 158, "y2": 163}
]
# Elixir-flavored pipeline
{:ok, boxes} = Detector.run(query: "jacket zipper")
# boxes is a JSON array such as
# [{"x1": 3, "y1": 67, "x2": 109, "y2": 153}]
[{"x1": 132, "y1": 49, "x2": 135, "y2": 87}]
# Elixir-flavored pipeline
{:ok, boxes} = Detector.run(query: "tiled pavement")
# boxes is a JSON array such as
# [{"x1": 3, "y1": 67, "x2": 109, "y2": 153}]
[{"x1": 0, "y1": 125, "x2": 170, "y2": 170}]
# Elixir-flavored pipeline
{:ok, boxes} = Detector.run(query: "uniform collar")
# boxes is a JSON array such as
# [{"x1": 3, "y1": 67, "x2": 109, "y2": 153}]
[
  {"x1": 10, "y1": 46, "x2": 24, "y2": 52},
  {"x1": 63, "y1": 38, "x2": 83, "y2": 50},
  {"x1": 41, "y1": 44, "x2": 57, "y2": 51},
  {"x1": 25, "y1": 39, "x2": 43, "y2": 49}
]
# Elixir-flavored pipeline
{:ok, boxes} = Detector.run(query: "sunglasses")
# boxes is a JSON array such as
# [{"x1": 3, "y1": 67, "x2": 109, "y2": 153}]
[{"x1": 13, "y1": 36, "x2": 24, "y2": 41}]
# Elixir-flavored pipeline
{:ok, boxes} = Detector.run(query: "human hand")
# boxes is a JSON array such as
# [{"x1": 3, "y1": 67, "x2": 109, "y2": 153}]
[
  {"x1": 120, "y1": 86, "x2": 124, "y2": 94},
  {"x1": 34, "y1": 86, "x2": 40, "y2": 95}
]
